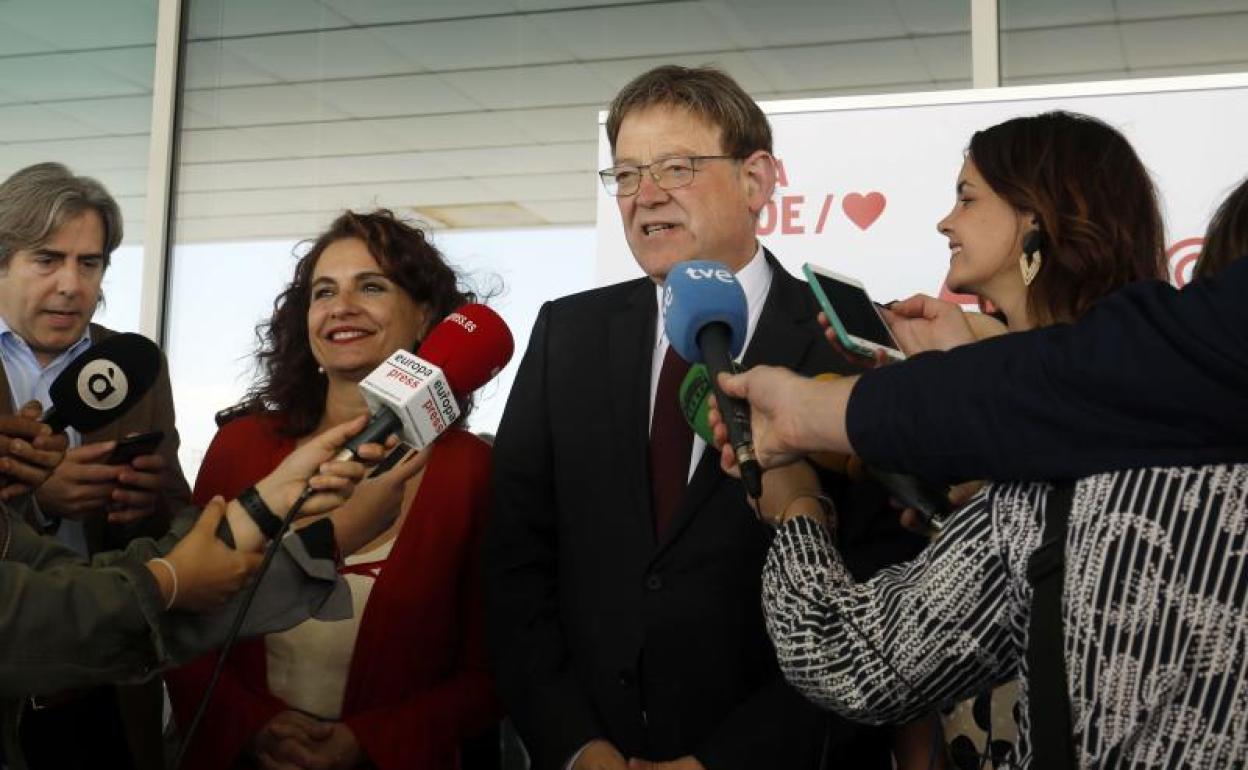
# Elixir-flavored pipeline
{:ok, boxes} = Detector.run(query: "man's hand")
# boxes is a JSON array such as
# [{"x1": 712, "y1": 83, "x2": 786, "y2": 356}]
[
  {"x1": 573, "y1": 740, "x2": 629, "y2": 770},
  {"x1": 627, "y1": 756, "x2": 706, "y2": 770},
  {"x1": 878, "y1": 294, "x2": 978, "y2": 354},
  {"x1": 34, "y1": 441, "x2": 123, "y2": 519},
  {"x1": 155, "y1": 497, "x2": 263, "y2": 611},
  {"x1": 0, "y1": 401, "x2": 67, "y2": 499},
  {"x1": 108, "y1": 452, "x2": 167, "y2": 524}
]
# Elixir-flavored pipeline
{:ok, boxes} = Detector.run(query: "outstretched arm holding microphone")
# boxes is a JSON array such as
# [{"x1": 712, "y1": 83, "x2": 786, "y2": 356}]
[
  {"x1": 712, "y1": 255, "x2": 1248, "y2": 483},
  {"x1": 0, "y1": 409, "x2": 423, "y2": 699}
]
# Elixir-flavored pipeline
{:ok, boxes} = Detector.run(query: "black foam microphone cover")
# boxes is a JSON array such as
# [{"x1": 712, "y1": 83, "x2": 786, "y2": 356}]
[{"x1": 44, "y1": 333, "x2": 163, "y2": 433}]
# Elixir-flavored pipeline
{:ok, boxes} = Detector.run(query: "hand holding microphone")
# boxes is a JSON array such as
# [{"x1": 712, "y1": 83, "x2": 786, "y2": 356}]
[
  {"x1": 32, "y1": 333, "x2": 169, "y2": 521},
  {"x1": 0, "y1": 401, "x2": 68, "y2": 500},
  {"x1": 663, "y1": 260, "x2": 762, "y2": 497}
]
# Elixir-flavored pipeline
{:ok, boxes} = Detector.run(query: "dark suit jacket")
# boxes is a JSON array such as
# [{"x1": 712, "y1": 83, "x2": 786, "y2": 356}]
[
  {"x1": 0, "y1": 322, "x2": 191, "y2": 770},
  {"x1": 486, "y1": 255, "x2": 922, "y2": 770},
  {"x1": 849, "y1": 255, "x2": 1248, "y2": 483}
]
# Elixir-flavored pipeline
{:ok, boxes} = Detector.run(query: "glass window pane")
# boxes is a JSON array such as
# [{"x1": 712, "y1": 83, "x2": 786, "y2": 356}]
[
  {"x1": 167, "y1": 0, "x2": 969, "y2": 480},
  {"x1": 1001, "y1": 1, "x2": 1248, "y2": 85},
  {"x1": 0, "y1": 1, "x2": 155, "y2": 332}
]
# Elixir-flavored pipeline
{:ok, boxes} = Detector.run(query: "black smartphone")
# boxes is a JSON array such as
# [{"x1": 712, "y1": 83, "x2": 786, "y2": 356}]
[
  {"x1": 368, "y1": 441, "x2": 415, "y2": 478},
  {"x1": 105, "y1": 430, "x2": 165, "y2": 465}
]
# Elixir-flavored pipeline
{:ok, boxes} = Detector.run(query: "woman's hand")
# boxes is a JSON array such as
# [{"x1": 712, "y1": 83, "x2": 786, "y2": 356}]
[
  {"x1": 818, "y1": 311, "x2": 895, "y2": 369},
  {"x1": 751, "y1": 460, "x2": 832, "y2": 529},
  {"x1": 330, "y1": 445, "x2": 431, "y2": 556},
  {"x1": 153, "y1": 497, "x2": 263, "y2": 611},
  {"x1": 253, "y1": 416, "x2": 394, "y2": 519},
  {"x1": 252, "y1": 712, "x2": 364, "y2": 770},
  {"x1": 877, "y1": 294, "x2": 978, "y2": 354}
]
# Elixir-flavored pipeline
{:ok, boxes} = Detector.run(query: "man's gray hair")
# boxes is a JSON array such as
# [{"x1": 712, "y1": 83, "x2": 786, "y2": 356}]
[{"x1": 0, "y1": 162, "x2": 122, "y2": 269}]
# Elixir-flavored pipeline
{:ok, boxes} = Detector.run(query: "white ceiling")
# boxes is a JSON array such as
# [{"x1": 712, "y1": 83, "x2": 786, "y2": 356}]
[{"x1": 2, "y1": 0, "x2": 1247, "y2": 242}]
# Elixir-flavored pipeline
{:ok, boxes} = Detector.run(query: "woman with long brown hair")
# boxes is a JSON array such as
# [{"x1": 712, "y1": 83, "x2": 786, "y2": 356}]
[
  {"x1": 758, "y1": 111, "x2": 1167, "y2": 770},
  {"x1": 167, "y1": 210, "x2": 497, "y2": 770}
]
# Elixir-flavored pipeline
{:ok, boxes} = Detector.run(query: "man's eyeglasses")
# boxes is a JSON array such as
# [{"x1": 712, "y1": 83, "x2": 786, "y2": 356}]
[{"x1": 598, "y1": 155, "x2": 738, "y2": 197}]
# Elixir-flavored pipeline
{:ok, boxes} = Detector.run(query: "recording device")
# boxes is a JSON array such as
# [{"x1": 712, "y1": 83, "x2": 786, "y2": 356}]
[
  {"x1": 663, "y1": 260, "x2": 762, "y2": 498},
  {"x1": 43, "y1": 333, "x2": 163, "y2": 433},
  {"x1": 368, "y1": 441, "x2": 414, "y2": 478},
  {"x1": 105, "y1": 430, "x2": 165, "y2": 465},
  {"x1": 333, "y1": 304, "x2": 515, "y2": 462},
  {"x1": 802, "y1": 264, "x2": 904, "y2": 363},
  {"x1": 679, "y1": 366, "x2": 949, "y2": 529}
]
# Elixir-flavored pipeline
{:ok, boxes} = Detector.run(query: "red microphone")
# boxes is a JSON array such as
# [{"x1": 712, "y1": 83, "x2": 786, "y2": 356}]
[
  {"x1": 335, "y1": 304, "x2": 514, "y2": 459},
  {"x1": 415, "y1": 303, "x2": 515, "y2": 397}
]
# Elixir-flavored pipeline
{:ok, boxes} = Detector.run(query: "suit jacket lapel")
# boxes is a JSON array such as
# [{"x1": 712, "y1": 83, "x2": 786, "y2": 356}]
[
  {"x1": 609, "y1": 279, "x2": 660, "y2": 548},
  {"x1": 655, "y1": 251, "x2": 818, "y2": 554}
]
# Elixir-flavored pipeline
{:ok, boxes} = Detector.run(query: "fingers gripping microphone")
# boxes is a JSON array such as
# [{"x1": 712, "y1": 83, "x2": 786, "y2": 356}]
[
  {"x1": 43, "y1": 333, "x2": 163, "y2": 432},
  {"x1": 663, "y1": 260, "x2": 762, "y2": 498},
  {"x1": 679, "y1": 365, "x2": 863, "y2": 477},
  {"x1": 334, "y1": 304, "x2": 515, "y2": 461}
]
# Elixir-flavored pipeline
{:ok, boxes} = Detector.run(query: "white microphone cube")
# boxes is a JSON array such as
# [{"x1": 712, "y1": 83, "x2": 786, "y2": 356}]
[{"x1": 359, "y1": 350, "x2": 461, "y2": 449}]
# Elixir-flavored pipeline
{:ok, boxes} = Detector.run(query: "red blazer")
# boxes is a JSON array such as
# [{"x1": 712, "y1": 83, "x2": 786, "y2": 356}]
[{"x1": 166, "y1": 414, "x2": 498, "y2": 769}]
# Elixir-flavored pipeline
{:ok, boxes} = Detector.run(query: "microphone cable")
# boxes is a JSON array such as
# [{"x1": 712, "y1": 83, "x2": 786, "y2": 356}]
[{"x1": 172, "y1": 484, "x2": 317, "y2": 769}]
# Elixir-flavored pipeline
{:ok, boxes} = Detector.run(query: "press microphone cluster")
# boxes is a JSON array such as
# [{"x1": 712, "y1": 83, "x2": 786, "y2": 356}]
[
  {"x1": 42, "y1": 333, "x2": 163, "y2": 432},
  {"x1": 678, "y1": 363, "x2": 951, "y2": 528},
  {"x1": 663, "y1": 260, "x2": 762, "y2": 498},
  {"x1": 334, "y1": 303, "x2": 515, "y2": 461}
]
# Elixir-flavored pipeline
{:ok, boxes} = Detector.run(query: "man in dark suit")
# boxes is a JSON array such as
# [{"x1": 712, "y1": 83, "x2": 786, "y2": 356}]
[
  {"x1": 485, "y1": 66, "x2": 921, "y2": 770},
  {"x1": 0, "y1": 162, "x2": 191, "y2": 770}
]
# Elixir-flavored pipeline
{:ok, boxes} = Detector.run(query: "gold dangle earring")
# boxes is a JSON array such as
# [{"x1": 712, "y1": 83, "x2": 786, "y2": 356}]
[{"x1": 1020, "y1": 230, "x2": 1043, "y2": 287}]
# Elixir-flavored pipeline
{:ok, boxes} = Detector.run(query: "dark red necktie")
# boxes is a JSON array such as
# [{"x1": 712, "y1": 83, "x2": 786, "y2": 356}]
[{"x1": 650, "y1": 346, "x2": 693, "y2": 538}]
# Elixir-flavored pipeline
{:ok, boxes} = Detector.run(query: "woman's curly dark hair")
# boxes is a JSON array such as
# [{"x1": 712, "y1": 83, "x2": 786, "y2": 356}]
[
  {"x1": 248, "y1": 209, "x2": 475, "y2": 437},
  {"x1": 968, "y1": 111, "x2": 1166, "y2": 326}
]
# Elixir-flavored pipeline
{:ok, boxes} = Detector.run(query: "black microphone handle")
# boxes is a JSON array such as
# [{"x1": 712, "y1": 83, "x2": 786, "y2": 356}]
[
  {"x1": 332, "y1": 407, "x2": 403, "y2": 463},
  {"x1": 696, "y1": 322, "x2": 763, "y2": 498},
  {"x1": 866, "y1": 467, "x2": 952, "y2": 531},
  {"x1": 40, "y1": 406, "x2": 68, "y2": 433}
]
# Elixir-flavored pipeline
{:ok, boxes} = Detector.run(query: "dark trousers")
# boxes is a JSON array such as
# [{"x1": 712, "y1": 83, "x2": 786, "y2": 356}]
[{"x1": 19, "y1": 686, "x2": 135, "y2": 770}]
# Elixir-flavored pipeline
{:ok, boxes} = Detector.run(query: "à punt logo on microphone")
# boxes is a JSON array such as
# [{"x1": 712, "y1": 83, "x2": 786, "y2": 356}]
[{"x1": 77, "y1": 359, "x2": 129, "y2": 411}]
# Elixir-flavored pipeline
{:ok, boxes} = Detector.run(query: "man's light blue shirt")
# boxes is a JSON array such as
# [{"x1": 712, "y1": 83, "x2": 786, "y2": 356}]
[{"x1": 0, "y1": 316, "x2": 93, "y2": 555}]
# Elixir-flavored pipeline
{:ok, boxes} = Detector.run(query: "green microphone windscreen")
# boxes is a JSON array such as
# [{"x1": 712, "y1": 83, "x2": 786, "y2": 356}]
[{"x1": 678, "y1": 362, "x2": 715, "y2": 444}]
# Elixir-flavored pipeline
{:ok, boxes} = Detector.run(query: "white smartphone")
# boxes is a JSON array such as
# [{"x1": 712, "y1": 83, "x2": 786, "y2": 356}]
[{"x1": 802, "y1": 263, "x2": 905, "y2": 362}]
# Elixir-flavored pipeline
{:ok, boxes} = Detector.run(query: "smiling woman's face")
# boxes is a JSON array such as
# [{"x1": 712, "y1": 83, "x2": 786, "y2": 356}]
[
  {"x1": 306, "y1": 237, "x2": 429, "y2": 382},
  {"x1": 937, "y1": 157, "x2": 1032, "y2": 301}
]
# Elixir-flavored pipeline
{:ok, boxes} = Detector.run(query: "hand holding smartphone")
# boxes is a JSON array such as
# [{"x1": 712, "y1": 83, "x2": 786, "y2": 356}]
[
  {"x1": 802, "y1": 263, "x2": 905, "y2": 363},
  {"x1": 105, "y1": 430, "x2": 165, "y2": 465}
]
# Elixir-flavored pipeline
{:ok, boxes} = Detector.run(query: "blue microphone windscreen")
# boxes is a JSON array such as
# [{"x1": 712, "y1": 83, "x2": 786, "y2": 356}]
[{"x1": 662, "y1": 260, "x2": 748, "y2": 363}]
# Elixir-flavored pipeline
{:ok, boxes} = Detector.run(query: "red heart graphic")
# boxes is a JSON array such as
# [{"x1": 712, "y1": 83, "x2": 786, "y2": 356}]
[{"x1": 842, "y1": 192, "x2": 886, "y2": 230}]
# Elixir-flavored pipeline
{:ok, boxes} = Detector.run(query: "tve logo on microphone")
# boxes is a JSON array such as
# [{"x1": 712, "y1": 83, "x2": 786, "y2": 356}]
[
  {"x1": 360, "y1": 349, "x2": 460, "y2": 448},
  {"x1": 76, "y1": 359, "x2": 129, "y2": 411},
  {"x1": 680, "y1": 265, "x2": 735, "y2": 283}
]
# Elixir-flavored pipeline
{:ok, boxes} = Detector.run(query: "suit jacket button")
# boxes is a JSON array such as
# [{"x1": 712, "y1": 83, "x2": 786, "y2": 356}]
[
  {"x1": 617, "y1": 670, "x2": 633, "y2": 687},
  {"x1": 645, "y1": 574, "x2": 663, "y2": 591}
]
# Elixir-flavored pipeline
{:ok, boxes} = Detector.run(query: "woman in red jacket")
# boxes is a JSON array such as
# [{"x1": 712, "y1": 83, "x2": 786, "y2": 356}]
[{"x1": 167, "y1": 209, "x2": 498, "y2": 770}]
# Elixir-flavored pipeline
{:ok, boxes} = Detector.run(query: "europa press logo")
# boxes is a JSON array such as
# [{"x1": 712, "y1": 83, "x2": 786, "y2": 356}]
[
  {"x1": 1167, "y1": 237, "x2": 1203, "y2": 288},
  {"x1": 77, "y1": 358, "x2": 128, "y2": 411}
]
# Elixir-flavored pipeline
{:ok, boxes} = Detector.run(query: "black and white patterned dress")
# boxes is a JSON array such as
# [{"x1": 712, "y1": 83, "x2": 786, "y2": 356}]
[{"x1": 762, "y1": 464, "x2": 1248, "y2": 768}]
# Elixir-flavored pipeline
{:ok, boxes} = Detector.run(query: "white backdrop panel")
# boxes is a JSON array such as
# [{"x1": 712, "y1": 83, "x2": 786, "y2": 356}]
[{"x1": 595, "y1": 73, "x2": 1248, "y2": 300}]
